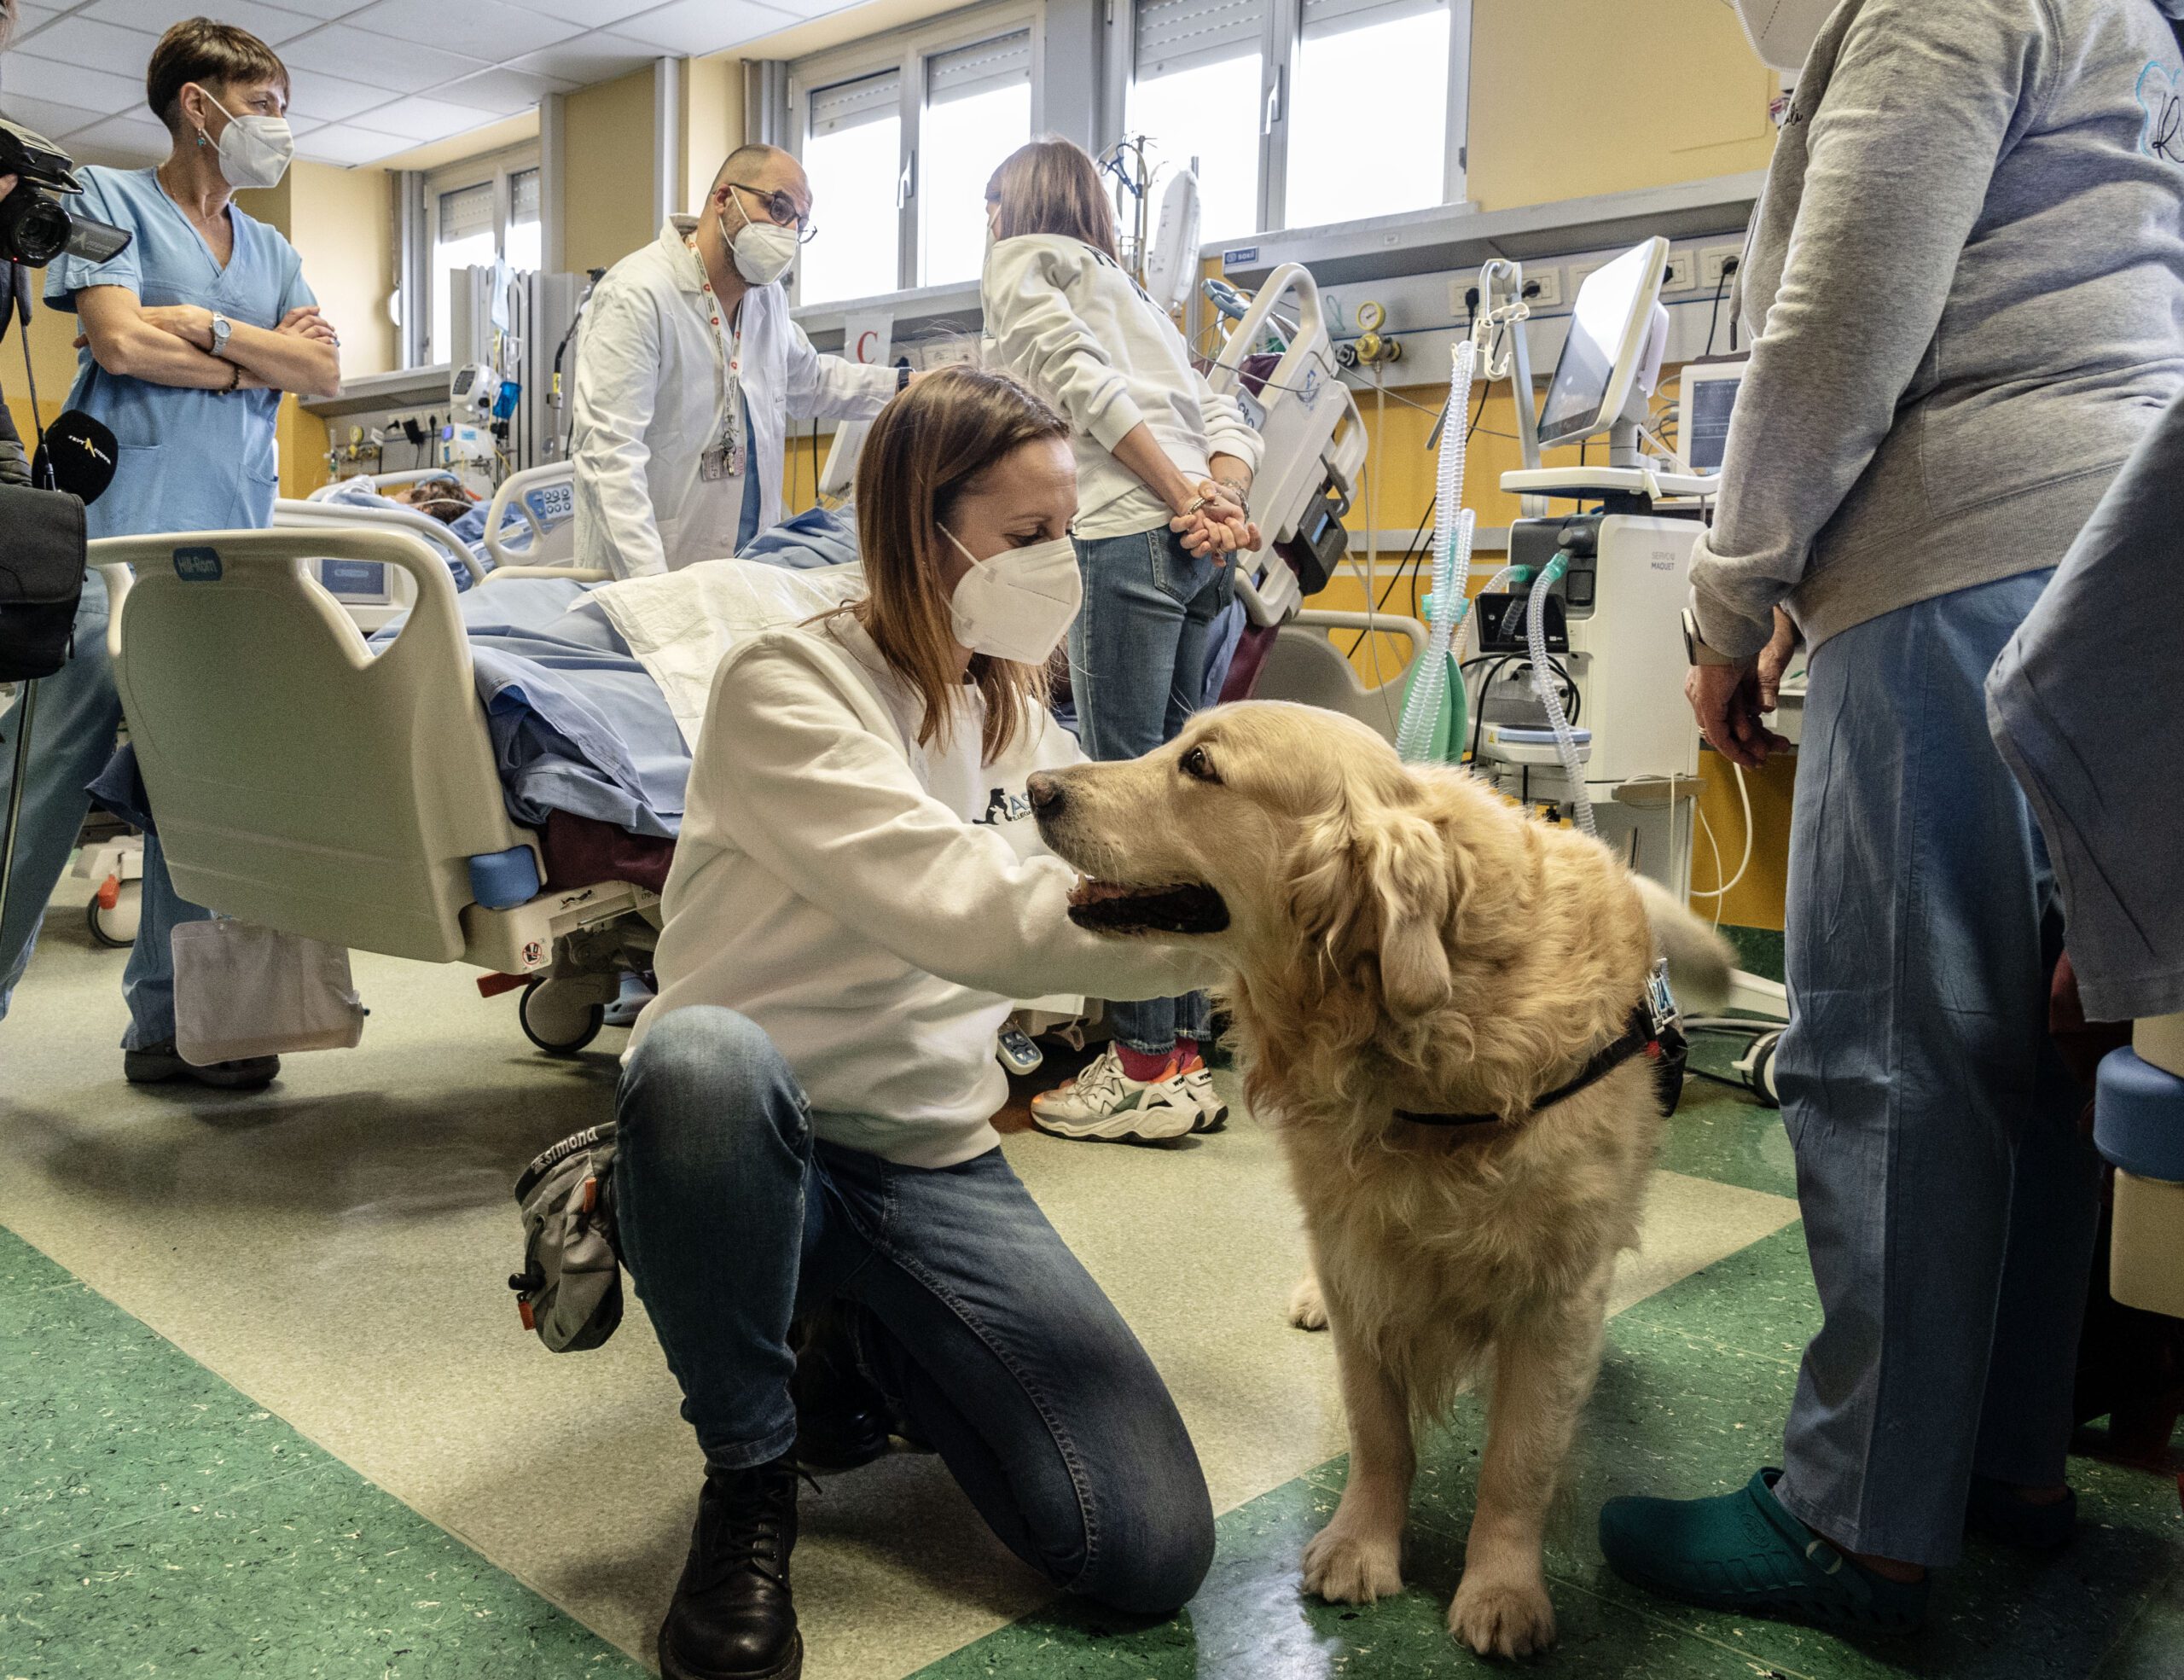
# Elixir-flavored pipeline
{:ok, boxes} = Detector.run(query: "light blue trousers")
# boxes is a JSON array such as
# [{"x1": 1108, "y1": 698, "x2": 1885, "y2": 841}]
[
  {"x1": 1771, "y1": 571, "x2": 2103, "y2": 1569},
  {"x1": 0, "y1": 571, "x2": 206, "y2": 1049}
]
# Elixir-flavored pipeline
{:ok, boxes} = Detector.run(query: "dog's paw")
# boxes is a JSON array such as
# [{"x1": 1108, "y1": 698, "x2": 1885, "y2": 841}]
[
  {"x1": 1287, "y1": 1270, "x2": 1328, "y2": 1331},
  {"x1": 1301, "y1": 1520, "x2": 1403, "y2": 1603},
  {"x1": 1449, "y1": 1571, "x2": 1557, "y2": 1659}
]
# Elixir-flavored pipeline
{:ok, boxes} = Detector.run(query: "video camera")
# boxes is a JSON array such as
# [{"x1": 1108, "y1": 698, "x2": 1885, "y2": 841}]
[{"x1": 0, "y1": 117, "x2": 131, "y2": 269}]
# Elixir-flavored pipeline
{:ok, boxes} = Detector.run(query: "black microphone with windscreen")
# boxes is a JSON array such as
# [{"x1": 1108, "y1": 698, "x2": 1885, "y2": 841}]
[{"x1": 32, "y1": 409, "x2": 117, "y2": 505}]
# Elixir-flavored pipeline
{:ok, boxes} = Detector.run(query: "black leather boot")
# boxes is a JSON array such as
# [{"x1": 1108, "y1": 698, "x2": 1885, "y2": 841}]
[
  {"x1": 791, "y1": 1304, "x2": 893, "y2": 1473},
  {"x1": 659, "y1": 1455, "x2": 804, "y2": 1680}
]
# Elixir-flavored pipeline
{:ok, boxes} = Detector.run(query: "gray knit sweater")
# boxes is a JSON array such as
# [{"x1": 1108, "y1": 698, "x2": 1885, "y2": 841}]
[{"x1": 1690, "y1": 0, "x2": 2184, "y2": 660}]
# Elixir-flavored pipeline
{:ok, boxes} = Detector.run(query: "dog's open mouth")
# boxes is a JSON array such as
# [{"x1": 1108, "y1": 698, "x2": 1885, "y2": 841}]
[{"x1": 1066, "y1": 875, "x2": 1229, "y2": 936}]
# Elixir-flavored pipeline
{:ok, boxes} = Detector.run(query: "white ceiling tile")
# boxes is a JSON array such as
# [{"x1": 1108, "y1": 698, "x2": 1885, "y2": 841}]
[
  {"x1": 522, "y1": 0, "x2": 663, "y2": 23},
  {"x1": 433, "y1": 66, "x2": 572, "y2": 118},
  {"x1": 0, "y1": 94, "x2": 106, "y2": 143},
  {"x1": 78, "y1": 0, "x2": 320, "y2": 46},
  {"x1": 17, "y1": 15, "x2": 166, "y2": 78},
  {"x1": 502, "y1": 33, "x2": 660, "y2": 84},
  {"x1": 284, "y1": 67, "x2": 400, "y2": 124},
  {"x1": 291, "y1": 122, "x2": 408, "y2": 166},
  {"x1": 360, "y1": 92, "x2": 495, "y2": 142},
  {"x1": 64, "y1": 112, "x2": 175, "y2": 165},
  {"x1": 614, "y1": 0, "x2": 799, "y2": 55},
  {"x1": 345, "y1": 0, "x2": 584, "y2": 61},
  {"x1": 7, "y1": 53, "x2": 148, "y2": 117},
  {"x1": 275, "y1": 25, "x2": 489, "y2": 95},
  {"x1": 12, "y1": 3, "x2": 63, "y2": 36}
]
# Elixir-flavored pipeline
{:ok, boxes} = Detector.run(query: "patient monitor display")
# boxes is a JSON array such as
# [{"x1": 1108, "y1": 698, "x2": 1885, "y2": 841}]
[{"x1": 1535, "y1": 238, "x2": 1671, "y2": 451}]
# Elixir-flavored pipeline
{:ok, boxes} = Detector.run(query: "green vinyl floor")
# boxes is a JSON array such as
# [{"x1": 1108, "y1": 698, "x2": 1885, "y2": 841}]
[{"x1": 3, "y1": 915, "x2": 2180, "y2": 1679}]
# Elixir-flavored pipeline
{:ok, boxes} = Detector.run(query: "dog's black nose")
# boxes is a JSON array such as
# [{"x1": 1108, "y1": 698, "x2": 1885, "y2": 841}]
[{"x1": 1027, "y1": 773, "x2": 1065, "y2": 817}]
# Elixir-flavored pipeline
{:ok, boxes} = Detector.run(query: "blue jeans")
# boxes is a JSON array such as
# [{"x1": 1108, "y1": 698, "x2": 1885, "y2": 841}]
[
  {"x1": 0, "y1": 571, "x2": 203, "y2": 1048},
  {"x1": 613, "y1": 1007, "x2": 1216, "y2": 1614},
  {"x1": 1067, "y1": 526, "x2": 1226, "y2": 1056},
  {"x1": 1772, "y1": 572, "x2": 2102, "y2": 1569}
]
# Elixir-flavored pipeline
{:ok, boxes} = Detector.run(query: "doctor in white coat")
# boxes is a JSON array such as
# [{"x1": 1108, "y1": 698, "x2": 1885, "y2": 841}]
[{"x1": 571, "y1": 144, "x2": 905, "y2": 580}]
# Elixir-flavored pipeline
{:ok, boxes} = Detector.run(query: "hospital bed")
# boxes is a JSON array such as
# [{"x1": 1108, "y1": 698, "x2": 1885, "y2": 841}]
[{"x1": 92, "y1": 526, "x2": 657, "y2": 1055}]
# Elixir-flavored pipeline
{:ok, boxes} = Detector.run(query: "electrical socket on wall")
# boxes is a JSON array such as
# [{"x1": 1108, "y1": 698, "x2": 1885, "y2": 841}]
[
  {"x1": 1661, "y1": 252, "x2": 1697, "y2": 294},
  {"x1": 1699, "y1": 244, "x2": 1744, "y2": 289},
  {"x1": 1520, "y1": 267, "x2": 1561, "y2": 308},
  {"x1": 1565, "y1": 259, "x2": 1606, "y2": 300}
]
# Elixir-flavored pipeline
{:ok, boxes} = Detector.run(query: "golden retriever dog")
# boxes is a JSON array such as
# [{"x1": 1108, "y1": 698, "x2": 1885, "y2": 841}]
[{"x1": 1028, "y1": 701, "x2": 1730, "y2": 1658}]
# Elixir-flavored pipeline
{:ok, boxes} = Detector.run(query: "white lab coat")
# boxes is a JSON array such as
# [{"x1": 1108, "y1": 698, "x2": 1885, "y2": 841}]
[{"x1": 571, "y1": 217, "x2": 897, "y2": 579}]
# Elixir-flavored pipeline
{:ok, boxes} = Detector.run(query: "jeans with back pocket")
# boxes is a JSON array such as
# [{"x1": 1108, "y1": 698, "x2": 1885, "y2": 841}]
[{"x1": 1066, "y1": 526, "x2": 1230, "y2": 1057}]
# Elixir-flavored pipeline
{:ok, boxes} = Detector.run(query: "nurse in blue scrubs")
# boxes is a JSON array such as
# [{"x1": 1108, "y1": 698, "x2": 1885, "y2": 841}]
[{"x1": 0, "y1": 17, "x2": 339, "y2": 1085}]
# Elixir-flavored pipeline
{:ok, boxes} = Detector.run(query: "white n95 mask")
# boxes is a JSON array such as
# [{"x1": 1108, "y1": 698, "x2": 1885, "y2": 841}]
[
  {"x1": 943, "y1": 527, "x2": 1082, "y2": 665},
  {"x1": 1729, "y1": 0, "x2": 1837, "y2": 73},
  {"x1": 195, "y1": 85, "x2": 293, "y2": 189},
  {"x1": 723, "y1": 197, "x2": 799, "y2": 288}
]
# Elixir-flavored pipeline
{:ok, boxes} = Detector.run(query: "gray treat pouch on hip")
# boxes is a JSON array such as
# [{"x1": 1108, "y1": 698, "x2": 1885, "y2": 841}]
[{"x1": 511, "y1": 1121, "x2": 624, "y2": 1352}]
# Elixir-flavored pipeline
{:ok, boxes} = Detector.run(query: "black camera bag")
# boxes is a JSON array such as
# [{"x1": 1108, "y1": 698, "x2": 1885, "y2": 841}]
[{"x1": 0, "y1": 484, "x2": 86, "y2": 681}]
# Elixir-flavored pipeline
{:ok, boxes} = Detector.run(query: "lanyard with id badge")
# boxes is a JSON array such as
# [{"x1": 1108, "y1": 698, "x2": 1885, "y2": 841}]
[{"x1": 691, "y1": 235, "x2": 746, "y2": 484}]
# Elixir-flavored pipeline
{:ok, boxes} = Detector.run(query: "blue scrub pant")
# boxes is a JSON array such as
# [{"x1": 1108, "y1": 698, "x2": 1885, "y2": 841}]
[
  {"x1": 613, "y1": 1007, "x2": 1215, "y2": 1614},
  {"x1": 0, "y1": 571, "x2": 206, "y2": 1049},
  {"x1": 1066, "y1": 526, "x2": 1226, "y2": 1058},
  {"x1": 1770, "y1": 571, "x2": 2103, "y2": 1569}
]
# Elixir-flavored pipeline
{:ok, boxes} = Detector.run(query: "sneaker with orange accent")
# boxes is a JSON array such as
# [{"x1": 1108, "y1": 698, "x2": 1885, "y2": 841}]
[{"x1": 1028, "y1": 1046, "x2": 1199, "y2": 1144}]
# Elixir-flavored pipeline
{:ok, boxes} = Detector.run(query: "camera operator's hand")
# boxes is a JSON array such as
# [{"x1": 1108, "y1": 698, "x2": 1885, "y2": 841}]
[{"x1": 0, "y1": 175, "x2": 15, "y2": 205}]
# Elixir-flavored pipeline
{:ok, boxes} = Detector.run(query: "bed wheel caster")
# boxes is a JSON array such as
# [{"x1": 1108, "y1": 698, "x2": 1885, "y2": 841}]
[
  {"x1": 86, "y1": 879, "x2": 141, "y2": 949},
  {"x1": 519, "y1": 976, "x2": 605, "y2": 1055},
  {"x1": 1736, "y1": 1030, "x2": 1783, "y2": 1109}
]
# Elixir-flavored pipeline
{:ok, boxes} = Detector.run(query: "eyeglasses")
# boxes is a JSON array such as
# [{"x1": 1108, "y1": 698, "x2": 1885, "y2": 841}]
[{"x1": 729, "y1": 183, "x2": 819, "y2": 244}]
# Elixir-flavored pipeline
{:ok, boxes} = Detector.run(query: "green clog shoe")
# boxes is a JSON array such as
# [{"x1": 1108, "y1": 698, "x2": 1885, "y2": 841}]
[{"x1": 1599, "y1": 1468, "x2": 1929, "y2": 1633}]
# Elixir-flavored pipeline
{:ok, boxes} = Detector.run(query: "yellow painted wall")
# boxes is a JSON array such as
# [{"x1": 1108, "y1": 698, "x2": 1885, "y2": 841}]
[
  {"x1": 563, "y1": 68, "x2": 662, "y2": 275},
  {"x1": 682, "y1": 56, "x2": 742, "y2": 215},
  {"x1": 1466, "y1": 0, "x2": 1779, "y2": 210}
]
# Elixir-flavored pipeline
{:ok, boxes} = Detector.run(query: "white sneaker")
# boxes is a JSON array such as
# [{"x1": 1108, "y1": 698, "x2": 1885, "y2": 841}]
[
  {"x1": 1182, "y1": 1066, "x2": 1229, "y2": 1133},
  {"x1": 1029, "y1": 1047, "x2": 1200, "y2": 1144}
]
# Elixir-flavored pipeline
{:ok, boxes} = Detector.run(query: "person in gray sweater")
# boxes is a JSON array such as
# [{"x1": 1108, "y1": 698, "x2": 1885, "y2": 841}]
[{"x1": 1601, "y1": 0, "x2": 2184, "y2": 1631}]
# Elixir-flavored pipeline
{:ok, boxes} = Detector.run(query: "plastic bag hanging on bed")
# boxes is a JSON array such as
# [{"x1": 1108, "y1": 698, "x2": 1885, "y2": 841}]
[{"x1": 172, "y1": 918, "x2": 366, "y2": 1065}]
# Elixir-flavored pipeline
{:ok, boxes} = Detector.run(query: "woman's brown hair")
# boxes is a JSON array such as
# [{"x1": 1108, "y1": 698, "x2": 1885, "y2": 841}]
[
  {"x1": 849, "y1": 363, "x2": 1071, "y2": 763},
  {"x1": 147, "y1": 17, "x2": 291, "y2": 133},
  {"x1": 986, "y1": 137, "x2": 1119, "y2": 263}
]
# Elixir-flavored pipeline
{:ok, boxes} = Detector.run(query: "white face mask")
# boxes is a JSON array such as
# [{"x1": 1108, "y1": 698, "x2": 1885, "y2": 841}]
[
  {"x1": 943, "y1": 526, "x2": 1082, "y2": 665},
  {"x1": 194, "y1": 85, "x2": 293, "y2": 190},
  {"x1": 722, "y1": 191, "x2": 799, "y2": 288},
  {"x1": 1728, "y1": 0, "x2": 1837, "y2": 73}
]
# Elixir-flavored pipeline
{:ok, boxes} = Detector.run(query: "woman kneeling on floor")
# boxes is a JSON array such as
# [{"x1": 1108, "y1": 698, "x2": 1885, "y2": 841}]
[{"x1": 615, "y1": 365, "x2": 1224, "y2": 1680}]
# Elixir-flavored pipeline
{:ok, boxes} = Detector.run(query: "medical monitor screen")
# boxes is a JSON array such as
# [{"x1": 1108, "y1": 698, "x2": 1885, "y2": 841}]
[
  {"x1": 1535, "y1": 241, "x2": 1664, "y2": 449},
  {"x1": 1685, "y1": 371, "x2": 1740, "y2": 473}
]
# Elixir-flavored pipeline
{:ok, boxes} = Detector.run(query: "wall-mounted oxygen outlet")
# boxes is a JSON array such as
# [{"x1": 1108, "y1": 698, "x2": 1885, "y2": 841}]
[
  {"x1": 1520, "y1": 268, "x2": 1561, "y2": 308},
  {"x1": 1660, "y1": 252, "x2": 1697, "y2": 294},
  {"x1": 1699, "y1": 245, "x2": 1744, "y2": 290}
]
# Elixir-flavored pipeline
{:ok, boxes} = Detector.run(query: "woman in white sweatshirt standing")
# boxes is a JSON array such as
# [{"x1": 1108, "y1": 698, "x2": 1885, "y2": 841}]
[
  {"x1": 982, "y1": 138, "x2": 1264, "y2": 1142},
  {"x1": 615, "y1": 367, "x2": 1223, "y2": 1680}
]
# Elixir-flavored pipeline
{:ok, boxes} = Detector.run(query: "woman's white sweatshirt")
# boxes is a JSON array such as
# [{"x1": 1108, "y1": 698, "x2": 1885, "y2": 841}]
[
  {"x1": 982, "y1": 234, "x2": 1263, "y2": 538},
  {"x1": 630, "y1": 616, "x2": 1220, "y2": 1168}
]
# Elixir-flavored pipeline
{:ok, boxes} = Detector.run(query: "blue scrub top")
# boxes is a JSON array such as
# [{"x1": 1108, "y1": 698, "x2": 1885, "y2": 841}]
[{"x1": 44, "y1": 166, "x2": 315, "y2": 541}]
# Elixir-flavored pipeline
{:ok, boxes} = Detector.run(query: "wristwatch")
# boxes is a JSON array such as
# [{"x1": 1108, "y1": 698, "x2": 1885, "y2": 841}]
[
  {"x1": 1682, "y1": 607, "x2": 1738, "y2": 668},
  {"x1": 209, "y1": 311, "x2": 233, "y2": 358}
]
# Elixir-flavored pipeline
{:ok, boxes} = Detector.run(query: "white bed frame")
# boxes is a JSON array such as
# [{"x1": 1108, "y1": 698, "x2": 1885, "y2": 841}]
[{"x1": 90, "y1": 526, "x2": 655, "y2": 1051}]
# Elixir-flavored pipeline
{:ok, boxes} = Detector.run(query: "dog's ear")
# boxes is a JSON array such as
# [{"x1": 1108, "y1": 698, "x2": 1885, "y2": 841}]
[
  {"x1": 1283, "y1": 802, "x2": 1452, "y2": 1016},
  {"x1": 1361, "y1": 806, "x2": 1452, "y2": 1017}
]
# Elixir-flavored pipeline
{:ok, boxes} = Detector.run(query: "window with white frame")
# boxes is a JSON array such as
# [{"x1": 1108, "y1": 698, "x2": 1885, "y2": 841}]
[
  {"x1": 421, "y1": 147, "x2": 542, "y2": 368},
  {"x1": 790, "y1": 4, "x2": 1042, "y2": 306},
  {"x1": 1123, "y1": 0, "x2": 1467, "y2": 245}
]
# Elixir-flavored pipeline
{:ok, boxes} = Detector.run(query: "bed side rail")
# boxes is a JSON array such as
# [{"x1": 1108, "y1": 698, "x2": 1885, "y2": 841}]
[{"x1": 91, "y1": 527, "x2": 535, "y2": 963}]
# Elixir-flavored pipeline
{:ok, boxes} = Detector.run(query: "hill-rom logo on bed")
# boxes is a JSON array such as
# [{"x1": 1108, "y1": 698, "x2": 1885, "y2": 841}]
[{"x1": 172, "y1": 546, "x2": 223, "y2": 583}]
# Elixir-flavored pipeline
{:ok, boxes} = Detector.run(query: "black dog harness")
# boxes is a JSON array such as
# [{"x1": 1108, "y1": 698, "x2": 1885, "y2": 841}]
[{"x1": 1395, "y1": 962, "x2": 1690, "y2": 1131}]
